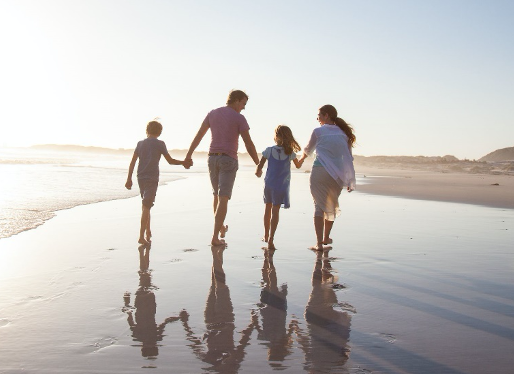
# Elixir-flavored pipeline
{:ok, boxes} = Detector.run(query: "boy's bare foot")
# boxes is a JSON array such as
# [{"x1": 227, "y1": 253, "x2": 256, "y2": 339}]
[
  {"x1": 211, "y1": 238, "x2": 226, "y2": 246},
  {"x1": 323, "y1": 238, "x2": 333, "y2": 245},
  {"x1": 138, "y1": 238, "x2": 149, "y2": 245},
  {"x1": 220, "y1": 225, "x2": 228, "y2": 238}
]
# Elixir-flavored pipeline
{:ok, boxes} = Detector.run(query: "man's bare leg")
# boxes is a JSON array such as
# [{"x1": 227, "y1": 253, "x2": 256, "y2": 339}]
[
  {"x1": 213, "y1": 195, "x2": 228, "y2": 239},
  {"x1": 263, "y1": 203, "x2": 272, "y2": 242},
  {"x1": 139, "y1": 205, "x2": 150, "y2": 245},
  {"x1": 268, "y1": 205, "x2": 280, "y2": 250},
  {"x1": 212, "y1": 195, "x2": 229, "y2": 246}
]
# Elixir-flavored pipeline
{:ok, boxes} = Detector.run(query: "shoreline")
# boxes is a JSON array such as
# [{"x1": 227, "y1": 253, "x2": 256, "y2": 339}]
[{"x1": 354, "y1": 165, "x2": 514, "y2": 209}]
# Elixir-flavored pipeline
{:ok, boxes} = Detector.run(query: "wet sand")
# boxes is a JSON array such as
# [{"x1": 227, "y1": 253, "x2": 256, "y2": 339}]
[{"x1": 0, "y1": 168, "x2": 513, "y2": 373}]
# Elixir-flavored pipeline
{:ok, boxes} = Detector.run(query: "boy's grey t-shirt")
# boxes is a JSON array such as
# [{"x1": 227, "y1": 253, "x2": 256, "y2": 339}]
[{"x1": 135, "y1": 137, "x2": 168, "y2": 182}]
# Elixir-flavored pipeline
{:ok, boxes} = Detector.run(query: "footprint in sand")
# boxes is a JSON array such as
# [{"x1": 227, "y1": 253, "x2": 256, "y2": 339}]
[
  {"x1": 182, "y1": 248, "x2": 198, "y2": 252},
  {"x1": 0, "y1": 319, "x2": 11, "y2": 327}
]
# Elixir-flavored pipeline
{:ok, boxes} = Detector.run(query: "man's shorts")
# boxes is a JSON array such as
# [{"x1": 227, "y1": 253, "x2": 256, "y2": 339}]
[
  {"x1": 138, "y1": 179, "x2": 158, "y2": 208},
  {"x1": 208, "y1": 154, "x2": 238, "y2": 199}
]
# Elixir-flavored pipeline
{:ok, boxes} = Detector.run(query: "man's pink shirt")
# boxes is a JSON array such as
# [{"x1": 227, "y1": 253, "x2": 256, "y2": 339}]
[{"x1": 203, "y1": 106, "x2": 250, "y2": 160}]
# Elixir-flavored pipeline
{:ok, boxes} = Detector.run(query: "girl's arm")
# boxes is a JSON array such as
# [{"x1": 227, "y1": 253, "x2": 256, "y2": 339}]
[
  {"x1": 293, "y1": 157, "x2": 302, "y2": 169},
  {"x1": 255, "y1": 156, "x2": 267, "y2": 177}
]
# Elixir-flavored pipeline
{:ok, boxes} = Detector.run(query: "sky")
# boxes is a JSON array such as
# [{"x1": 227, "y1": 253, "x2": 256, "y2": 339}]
[{"x1": 1, "y1": 0, "x2": 513, "y2": 160}]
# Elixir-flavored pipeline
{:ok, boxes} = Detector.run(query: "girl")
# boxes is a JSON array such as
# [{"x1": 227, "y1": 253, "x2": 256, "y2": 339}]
[{"x1": 256, "y1": 125, "x2": 302, "y2": 250}]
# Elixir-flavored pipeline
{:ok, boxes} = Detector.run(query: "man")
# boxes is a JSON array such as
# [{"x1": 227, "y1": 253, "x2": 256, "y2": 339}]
[{"x1": 186, "y1": 90, "x2": 259, "y2": 246}]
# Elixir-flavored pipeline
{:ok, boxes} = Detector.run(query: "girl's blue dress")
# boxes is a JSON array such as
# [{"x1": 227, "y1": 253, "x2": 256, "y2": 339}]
[{"x1": 263, "y1": 146, "x2": 296, "y2": 208}]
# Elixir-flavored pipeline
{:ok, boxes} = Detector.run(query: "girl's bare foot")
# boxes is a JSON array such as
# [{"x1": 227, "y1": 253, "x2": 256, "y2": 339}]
[
  {"x1": 211, "y1": 238, "x2": 226, "y2": 246},
  {"x1": 220, "y1": 225, "x2": 228, "y2": 238}
]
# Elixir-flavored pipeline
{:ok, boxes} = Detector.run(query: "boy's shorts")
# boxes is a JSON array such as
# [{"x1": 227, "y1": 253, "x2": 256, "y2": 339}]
[
  {"x1": 138, "y1": 179, "x2": 158, "y2": 208},
  {"x1": 208, "y1": 154, "x2": 238, "y2": 199}
]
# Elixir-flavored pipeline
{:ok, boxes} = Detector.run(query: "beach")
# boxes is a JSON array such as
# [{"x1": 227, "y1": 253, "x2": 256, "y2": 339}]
[{"x1": 1, "y1": 167, "x2": 513, "y2": 373}]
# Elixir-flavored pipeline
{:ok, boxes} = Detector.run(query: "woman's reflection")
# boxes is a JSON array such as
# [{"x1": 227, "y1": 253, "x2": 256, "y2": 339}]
[
  {"x1": 300, "y1": 249, "x2": 352, "y2": 372},
  {"x1": 257, "y1": 249, "x2": 295, "y2": 368},
  {"x1": 122, "y1": 244, "x2": 186, "y2": 358},
  {"x1": 183, "y1": 246, "x2": 258, "y2": 373}
]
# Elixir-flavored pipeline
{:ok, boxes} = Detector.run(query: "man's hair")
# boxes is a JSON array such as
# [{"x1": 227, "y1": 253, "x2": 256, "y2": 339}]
[
  {"x1": 226, "y1": 90, "x2": 249, "y2": 105},
  {"x1": 146, "y1": 120, "x2": 163, "y2": 136}
]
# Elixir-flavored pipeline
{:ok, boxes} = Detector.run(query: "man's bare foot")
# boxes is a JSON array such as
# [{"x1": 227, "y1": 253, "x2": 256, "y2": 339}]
[
  {"x1": 211, "y1": 238, "x2": 226, "y2": 246},
  {"x1": 138, "y1": 238, "x2": 149, "y2": 245},
  {"x1": 323, "y1": 238, "x2": 333, "y2": 245},
  {"x1": 309, "y1": 243, "x2": 331, "y2": 251},
  {"x1": 220, "y1": 225, "x2": 228, "y2": 238}
]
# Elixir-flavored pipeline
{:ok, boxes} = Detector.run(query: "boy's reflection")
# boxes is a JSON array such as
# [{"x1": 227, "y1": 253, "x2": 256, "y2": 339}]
[
  {"x1": 123, "y1": 245, "x2": 186, "y2": 358},
  {"x1": 257, "y1": 249, "x2": 295, "y2": 367},
  {"x1": 183, "y1": 246, "x2": 258, "y2": 373},
  {"x1": 300, "y1": 250, "x2": 352, "y2": 372}
]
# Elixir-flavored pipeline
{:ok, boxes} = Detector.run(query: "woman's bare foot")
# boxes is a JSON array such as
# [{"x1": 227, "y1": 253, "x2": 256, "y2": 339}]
[
  {"x1": 220, "y1": 225, "x2": 228, "y2": 238},
  {"x1": 323, "y1": 238, "x2": 333, "y2": 245}
]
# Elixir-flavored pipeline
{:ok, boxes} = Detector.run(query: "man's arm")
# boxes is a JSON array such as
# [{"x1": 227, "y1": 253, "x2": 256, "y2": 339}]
[
  {"x1": 163, "y1": 153, "x2": 191, "y2": 168},
  {"x1": 240, "y1": 130, "x2": 259, "y2": 165},
  {"x1": 185, "y1": 121, "x2": 210, "y2": 162},
  {"x1": 125, "y1": 151, "x2": 138, "y2": 189}
]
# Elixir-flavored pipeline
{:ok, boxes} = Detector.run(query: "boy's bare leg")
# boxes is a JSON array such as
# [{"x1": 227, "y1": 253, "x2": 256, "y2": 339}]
[
  {"x1": 146, "y1": 211, "x2": 152, "y2": 243},
  {"x1": 213, "y1": 195, "x2": 228, "y2": 239},
  {"x1": 268, "y1": 205, "x2": 280, "y2": 250},
  {"x1": 323, "y1": 219, "x2": 333, "y2": 245},
  {"x1": 212, "y1": 195, "x2": 229, "y2": 246},
  {"x1": 263, "y1": 203, "x2": 272, "y2": 242},
  {"x1": 139, "y1": 205, "x2": 150, "y2": 245}
]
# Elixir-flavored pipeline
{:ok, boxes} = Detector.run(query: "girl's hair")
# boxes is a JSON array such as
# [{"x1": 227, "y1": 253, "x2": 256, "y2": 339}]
[
  {"x1": 275, "y1": 125, "x2": 301, "y2": 155},
  {"x1": 319, "y1": 104, "x2": 356, "y2": 148}
]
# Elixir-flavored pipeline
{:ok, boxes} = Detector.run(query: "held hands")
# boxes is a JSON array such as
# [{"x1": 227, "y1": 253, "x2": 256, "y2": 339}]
[
  {"x1": 255, "y1": 167, "x2": 263, "y2": 178},
  {"x1": 183, "y1": 158, "x2": 193, "y2": 169}
]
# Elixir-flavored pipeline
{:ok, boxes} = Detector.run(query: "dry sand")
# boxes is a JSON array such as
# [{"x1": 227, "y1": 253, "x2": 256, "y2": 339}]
[{"x1": 0, "y1": 168, "x2": 513, "y2": 373}]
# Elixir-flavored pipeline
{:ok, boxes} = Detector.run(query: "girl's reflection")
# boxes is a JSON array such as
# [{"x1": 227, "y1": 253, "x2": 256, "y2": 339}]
[
  {"x1": 257, "y1": 249, "x2": 295, "y2": 367},
  {"x1": 122, "y1": 245, "x2": 187, "y2": 358},
  {"x1": 300, "y1": 250, "x2": 352, "y2": 372}
]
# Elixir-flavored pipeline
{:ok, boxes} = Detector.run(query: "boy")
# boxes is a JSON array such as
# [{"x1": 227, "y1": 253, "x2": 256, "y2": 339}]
[{"x1": 126, "y1": 120, "x2": 191, "y2": 245}]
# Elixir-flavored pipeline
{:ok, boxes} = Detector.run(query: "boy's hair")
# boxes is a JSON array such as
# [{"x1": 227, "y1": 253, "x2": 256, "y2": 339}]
[
  {"x1": 226, "y1": 89, "x2": 249, "y2": 105},
  {"x1": 275, "y1": 125, "x2": 301, "y2": 155},
  {"x1": 146, "y1": 120, "x2": 163, "y2": 136}
]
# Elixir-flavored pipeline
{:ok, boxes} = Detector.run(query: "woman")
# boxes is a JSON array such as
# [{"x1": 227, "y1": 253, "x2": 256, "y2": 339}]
[{"x1": 298, "y1": 104, "x2": 356, "y2": 251}]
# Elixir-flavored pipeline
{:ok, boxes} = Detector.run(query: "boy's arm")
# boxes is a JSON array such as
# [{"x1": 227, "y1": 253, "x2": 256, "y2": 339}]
[
  {"x1": 125, "y1": 152, "x2": 138, "y2": 189},
  {"x1": 240, "y1": 130, "x2": 260, "y2": 165},
  {"x1": 164, "y1": 153, "x2": 191, "y2": 168},
  {"x1": 255, "y1": 156, "x2": 266, "y2": 178},
  {"x1": 185, "y1": 121, "x2": 210, "y2": 165}
]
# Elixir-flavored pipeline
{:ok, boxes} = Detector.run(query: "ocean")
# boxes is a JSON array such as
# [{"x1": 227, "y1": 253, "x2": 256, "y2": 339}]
[{"x1": 0, "y1": 146, "x2": 189, "y2": 240}]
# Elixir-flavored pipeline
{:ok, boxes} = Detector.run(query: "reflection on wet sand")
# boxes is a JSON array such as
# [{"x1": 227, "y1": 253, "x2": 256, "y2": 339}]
[
  {"x1": 122, "y1": 245, "x2": 187, "y2": 358},
  {"x1": 183, "y1": 246, "x2": 259, "y2": 373},
  {"x1": 299, "y1": 249, "x2": 352, "y2": 373},
  {"x1": 257, "y1": 249, "x2": 296, "y2": 368}
]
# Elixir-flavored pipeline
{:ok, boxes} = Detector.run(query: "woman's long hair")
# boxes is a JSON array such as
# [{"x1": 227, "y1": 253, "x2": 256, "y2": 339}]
[
  {"x1": 319, "y1": 104, "x2": 356, "y2": 148},
  {"x1": 275, "y1": 125, "x2": 301, "y2": 155}
]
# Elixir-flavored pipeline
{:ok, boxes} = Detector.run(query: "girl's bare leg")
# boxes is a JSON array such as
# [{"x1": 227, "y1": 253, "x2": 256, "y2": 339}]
[
  {"x1": 263, "y1": 203, "x2": 272, "y2": 242},
  {"x1": 268, "y1": 205, "x2": 280, "y2": 250}
]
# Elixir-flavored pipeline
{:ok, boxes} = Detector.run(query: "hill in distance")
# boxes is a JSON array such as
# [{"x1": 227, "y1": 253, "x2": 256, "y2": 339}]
[{"x1": 479, "y1": 146, "x2": 514, "y2": 162}]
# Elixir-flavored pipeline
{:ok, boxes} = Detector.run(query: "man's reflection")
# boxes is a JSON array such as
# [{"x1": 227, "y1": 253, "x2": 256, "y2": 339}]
[
  {"x1": 183, "y1": 246, "x2": 258, "y2": 373},
  {"x1": 257, "y1": 249, "x2": 295, "y2": 368},
  {"x1": 122, "y1": 244, "x2": 186, "y2": 358},
  {"x1": 300, "y1": 249, "x2": 352, "y2": 372}
]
